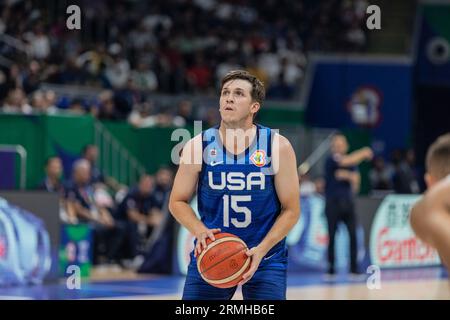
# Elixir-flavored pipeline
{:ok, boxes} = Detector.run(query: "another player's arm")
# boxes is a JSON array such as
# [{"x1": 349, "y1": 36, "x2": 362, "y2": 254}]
[
  {"x1": 239, "y1": 135, "x2": 300, "y2": 285},
  {"x1": 410, "y1": 179, "x2": 450, "y2": 269},
  {"x1": 338, "y1": 147, "x2": 373, "y2": 167},
  {"x1": 168, "y1": 135, "x2": 221, "y2": 257}
]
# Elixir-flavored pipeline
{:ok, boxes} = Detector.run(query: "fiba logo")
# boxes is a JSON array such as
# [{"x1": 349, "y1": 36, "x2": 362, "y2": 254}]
[{"x1": 347, "y1": 86, "x2": 382, "y2": 128}]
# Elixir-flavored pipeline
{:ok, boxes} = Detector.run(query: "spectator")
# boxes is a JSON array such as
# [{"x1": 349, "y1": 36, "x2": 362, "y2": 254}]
[
  {"x1": 369, "y1": 156, "x2": 394, "y2": 192},
  {"x1": 116, "y1": 175, "x2": 162, "y2": 260},
  {"x1": 128, "y1": 101, "x2": 158, "y2": 128},
  {"x1": 81, "y1": 144, "x2": 104, "y2": 185},
  {"x1": 65, "y1": 159, "x2": 125, "y2": 265},
  {"x1": 96, "y1": 90, "x2": 121, "y2": 120},
  {"x1": 173, "y1": 100, "x2": 195, "y2": 127},
  {"x1": 130, "y1": 61, "x2": 158, "y2": 92},
  {"x1": 38, "y1": 156, "x2": 64, "y2": 194},
  {"x1": 391, "y1": 149, "x2": 420, "y2": 194},
  {"x1": 2, "y1": 88, "x2": 32, "y2": 114},
  {"x1": 152, "y1": 166, "x2": 174, "y2": 211},
  {"x1": 104, "y1": 43, "x2": 130, "y2": 89}
]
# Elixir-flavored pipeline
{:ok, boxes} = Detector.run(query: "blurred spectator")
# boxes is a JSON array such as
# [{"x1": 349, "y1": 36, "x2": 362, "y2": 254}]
[
  {"x1": 391, "y1": 149, "x2": 420, "y2": 194},
  {"x1": 96, "y1": 90, "x2": 121, "y2": 120},
  {"x1": 116, "y1": 175, "x2": 161, "y2": 260},
  {"x1": 38, "y1": 156, "x2": 63, "y2": 194},
  {"x1": 23, "y1": 60, "x2": 42, "y2": 94},
  {"x1": 67, "y1": 98, "x2": 86, "y2": 115},
  {"x1": 128, "y1": 101, "x2": 158, "y2": 128},
  {"x1": 152, "y1": 166, "x2": 174, "y2": 211},
  {"x1": 65, "y1": 159, "x2": 125, "y2": 265},
  {"x1": 104, "y1": 43, "x2": 130, "y2": 89},
  {"x1": 204, "y1": 107, "x2": 220, "y2": 128},
  {"x1": 2, "y1": 88, "x2": 32, "y2": 114},
  {"x1": 24, "y1": 24, "x2": 50, "y2": 60},
  {"x1": 31, "y1": 90, "x2": 46, "y2": 112},
  {"x1": 81, "y1": 144, "x2": 104, "y2": 185},
  {"x1": 156, "y1": 106, "x2": 176, "y2": 127},
  {"x1": 173, "y1": 100, "x2": 195, "y2": 127},
  {"x1": 369, "y1": 156, "x2": 394, "y2": 191},
  {"x1": 186, "y1": 52, "x2": 212, "y2": 93},
  {"x1": 130, "y1": 61, "x2": 158, "y2": 92}
]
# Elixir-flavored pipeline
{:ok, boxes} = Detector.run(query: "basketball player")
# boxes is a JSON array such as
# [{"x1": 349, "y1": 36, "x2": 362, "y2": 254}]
[
  {"x1": 169, "y1": 70, "x2": 300, "y2": 300},
  {"x1": 410, "y1": 133, "x2": 450, "y2": 271}
]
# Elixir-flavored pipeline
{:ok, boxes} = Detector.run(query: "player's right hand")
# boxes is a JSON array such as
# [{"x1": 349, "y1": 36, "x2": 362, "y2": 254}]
[{"x1": 194, "y1": 228, "x2": 221, "y2": 257}]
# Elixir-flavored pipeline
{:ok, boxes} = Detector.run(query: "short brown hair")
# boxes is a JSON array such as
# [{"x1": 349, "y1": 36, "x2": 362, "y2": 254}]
[
  {"x1": 220, "y1": 70, "x2": 265, "y2": 105},
  {"x1": 426, "y1": 133, "x2": 450, "y2": 179}
]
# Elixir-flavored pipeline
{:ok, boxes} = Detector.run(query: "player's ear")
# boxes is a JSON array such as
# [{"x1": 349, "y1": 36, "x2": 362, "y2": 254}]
[
  {"x1": 424, "y1": 172, "x2": 435, "y2": 189},
  {"x1": 251, "y1": 102, "x2": 260, "y2": 115}
]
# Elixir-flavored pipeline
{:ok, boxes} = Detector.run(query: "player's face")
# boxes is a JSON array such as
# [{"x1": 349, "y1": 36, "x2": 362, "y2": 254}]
[{"x1": 219, "y1": 79, "x2": 259, "y2": 124}]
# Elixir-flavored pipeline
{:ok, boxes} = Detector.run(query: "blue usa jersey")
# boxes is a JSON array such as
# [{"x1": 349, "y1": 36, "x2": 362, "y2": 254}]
[{"x1": 196, "y1": 124, "x2": 286, "y2": 261}]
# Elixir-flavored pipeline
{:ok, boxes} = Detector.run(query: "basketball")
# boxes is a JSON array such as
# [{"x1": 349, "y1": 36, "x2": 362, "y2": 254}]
[{"x1": 197, "y1": 232, "x2": 251, "y2": 288}]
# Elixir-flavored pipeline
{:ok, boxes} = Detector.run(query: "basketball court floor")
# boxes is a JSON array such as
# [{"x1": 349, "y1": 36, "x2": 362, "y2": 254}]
[{"x1": 0, "y1": 267, "x2": 448, "y2": 300}]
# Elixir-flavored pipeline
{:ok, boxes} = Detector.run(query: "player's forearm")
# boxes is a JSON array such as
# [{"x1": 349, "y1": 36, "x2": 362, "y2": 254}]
[
  {"x1": 169, "y1": 200, "x2": 208, "y2": 236},
  {"x1": 257, "y1": 207, "x2": 300, "y2": 254},
  {"x1": 340, "y1": 149, "x2": 367, "y2": 167}
]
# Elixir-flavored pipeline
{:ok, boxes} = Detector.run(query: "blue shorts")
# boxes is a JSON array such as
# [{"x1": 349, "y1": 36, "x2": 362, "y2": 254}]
[{"x1": 182, "y1": 249, "x2": 287, "y2": 300}]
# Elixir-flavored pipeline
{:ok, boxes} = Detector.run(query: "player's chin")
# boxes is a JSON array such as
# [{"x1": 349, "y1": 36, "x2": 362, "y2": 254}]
[{"x1": 221, "y1": 116, "x2": 236, "y2": 124}]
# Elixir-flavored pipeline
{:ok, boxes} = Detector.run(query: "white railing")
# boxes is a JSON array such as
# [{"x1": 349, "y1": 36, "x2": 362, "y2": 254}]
[
  {"x1": 298, "y1": 129, "x2": 336, "y2": 177},
  {"x1": 94, "y1": 121, "x2": 146, "y2": 187},
  {"x1": 0, "y1": 145, "x2": 27, "y2": 189}
]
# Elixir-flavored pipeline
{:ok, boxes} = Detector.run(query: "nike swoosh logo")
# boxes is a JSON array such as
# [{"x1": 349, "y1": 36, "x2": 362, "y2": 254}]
[
  {"x1": 263, "y1": 253, "x2": 276, "y2": 260},
  {"x1": 210, "y1": 161, "x2": 223, "y2": 167}
]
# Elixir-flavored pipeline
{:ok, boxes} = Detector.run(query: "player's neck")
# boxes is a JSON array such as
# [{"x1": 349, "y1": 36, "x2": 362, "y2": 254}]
[
  {"x1": 219, "y1": 118, "x2": 254, "y2": 131},
  {"x1": 219, "y1": 121, "x2": 257, "y2": 155}
]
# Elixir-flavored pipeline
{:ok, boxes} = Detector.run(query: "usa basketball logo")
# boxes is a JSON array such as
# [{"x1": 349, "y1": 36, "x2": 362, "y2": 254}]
[
  {"x1": 210, "y1": 148, "x2": 217, "y2": 157},
  {"x1": 251, "y1": 150, "x2": 266, "y2": 167}
]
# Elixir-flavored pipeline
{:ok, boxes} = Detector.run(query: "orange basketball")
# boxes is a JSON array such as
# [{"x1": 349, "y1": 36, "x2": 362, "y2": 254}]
[{"x1": 197, "y1": 232, "x2": 251, "y2": 288}]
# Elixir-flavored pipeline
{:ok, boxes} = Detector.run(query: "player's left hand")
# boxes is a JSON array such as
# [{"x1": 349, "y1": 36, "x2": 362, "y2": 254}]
[{"x1": 238, "y1": 246, "x2": 266, "y2": 286}]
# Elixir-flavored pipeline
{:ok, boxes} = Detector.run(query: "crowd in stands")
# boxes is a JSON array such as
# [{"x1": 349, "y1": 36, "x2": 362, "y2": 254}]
[
  {"x1": 39, "y1": 144, "x2": 174, "y2": 270},
  {"x1": 368, "y1": 148, "x2": 420, "y2": 195},
  {"x1": 0, "y1": 0, "x2": 374, "y2": 271},
  {"x1": 0, "y1": 0, "x2": 370, "y2": 123}
]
